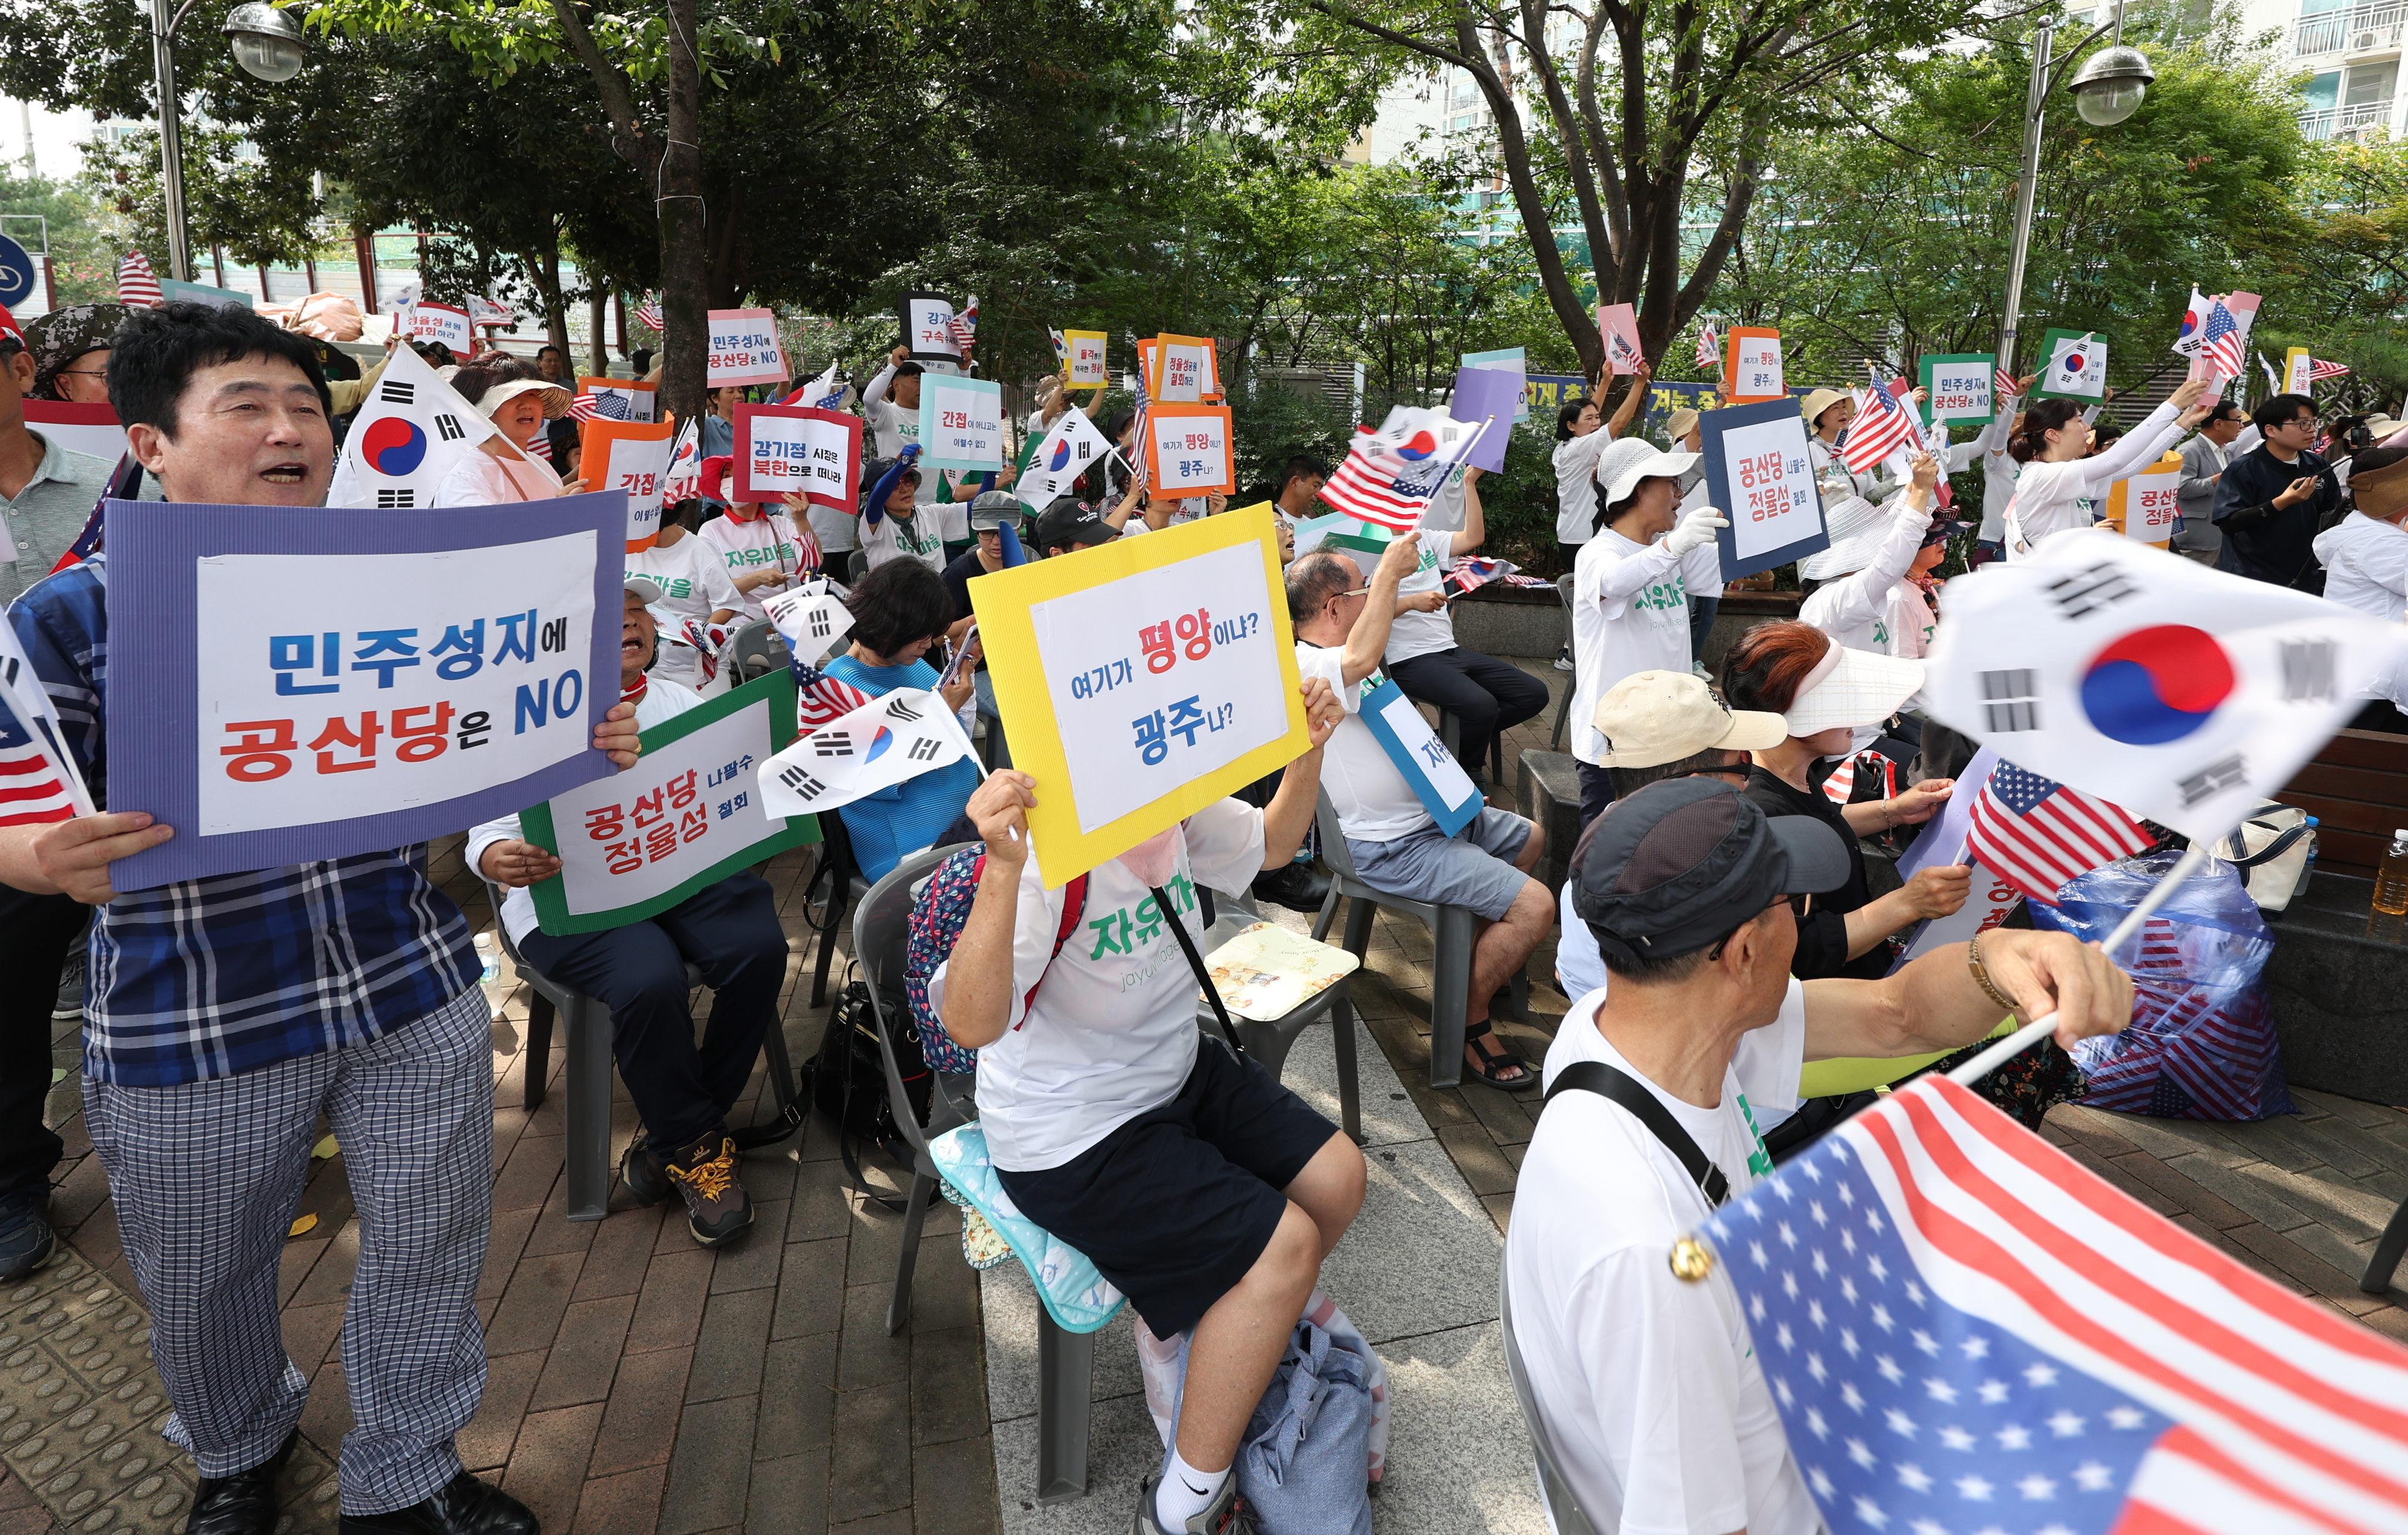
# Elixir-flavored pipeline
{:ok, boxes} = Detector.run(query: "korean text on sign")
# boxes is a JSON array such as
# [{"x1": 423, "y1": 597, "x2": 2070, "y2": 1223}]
[{"x1": 706, "y1": 308, "x2": 787, "y2": 387}]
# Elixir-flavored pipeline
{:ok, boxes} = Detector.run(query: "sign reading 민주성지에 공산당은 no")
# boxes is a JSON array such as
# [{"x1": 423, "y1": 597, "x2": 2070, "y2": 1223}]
[
  {"x1": 100, "y1": 492, "x2": 627, "y2": 890},
  {"x1": 971, "y1": 504, "x2": 1309, "y2": 885}
]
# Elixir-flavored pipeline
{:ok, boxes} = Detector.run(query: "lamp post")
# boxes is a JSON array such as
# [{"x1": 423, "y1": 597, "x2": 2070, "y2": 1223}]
[
  {"x1": 149, "y1": 0, "x2": 308, "y2": 282},
  {"x1": 1997, "y1": 0, "x2": 2155, "y2": 375}
]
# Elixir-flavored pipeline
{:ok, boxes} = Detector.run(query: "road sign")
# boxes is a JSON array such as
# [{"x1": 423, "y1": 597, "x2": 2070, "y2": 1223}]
[{"x1": 0, "y1": 236, "x2": 36, "y2": 308}]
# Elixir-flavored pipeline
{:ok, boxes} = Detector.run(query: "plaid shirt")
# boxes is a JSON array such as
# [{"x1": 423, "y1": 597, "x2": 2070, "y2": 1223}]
[{"x1": 7, "y1": 555, "x2": 479, "y2": 1087}]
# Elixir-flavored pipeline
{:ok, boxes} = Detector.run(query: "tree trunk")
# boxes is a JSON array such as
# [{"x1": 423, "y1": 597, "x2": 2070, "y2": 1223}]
[
  {"x1": 658, "y1": 0, "x2": 708, "y2": 424},
  {"x1": 589, "y1": 287, "x2": 608, "y2": 374},
  {"x1": 541, "y1": 238, "x2": 573, "y2": 362}
]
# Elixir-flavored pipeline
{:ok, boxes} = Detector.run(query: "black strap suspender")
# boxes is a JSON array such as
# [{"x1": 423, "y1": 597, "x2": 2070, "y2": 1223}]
[{"x1": 1546, "y1": 1060, "x2": 1730, "y2": 1209}]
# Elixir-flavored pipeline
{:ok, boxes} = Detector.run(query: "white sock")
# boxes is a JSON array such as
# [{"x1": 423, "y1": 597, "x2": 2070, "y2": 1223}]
[{"x1": 1155, "y1": 1447, "x2": 1230, "y2": 1529}]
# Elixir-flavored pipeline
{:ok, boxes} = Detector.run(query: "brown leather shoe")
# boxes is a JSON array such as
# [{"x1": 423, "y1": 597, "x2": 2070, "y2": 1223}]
[{"x1": 665, "y1": 1133, "x2": 752, "y2": 1247}]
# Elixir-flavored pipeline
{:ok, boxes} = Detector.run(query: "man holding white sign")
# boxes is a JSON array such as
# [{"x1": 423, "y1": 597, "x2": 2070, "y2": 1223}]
[
  {"x1": 0, "y1": 302, "x2": 641, "y2": 1535},
  {"x1": 1287, "y1": 533, "x2": 1552, "y2": 1091},
  {"x1": 471, "y1": 579, "x2": 792, "y2": 1250}
]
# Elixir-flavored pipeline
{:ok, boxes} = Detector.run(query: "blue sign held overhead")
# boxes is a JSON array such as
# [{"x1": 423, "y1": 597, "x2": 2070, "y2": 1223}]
[{"x1": 0, "y1": 235, "x2": 36, "y2": 309}]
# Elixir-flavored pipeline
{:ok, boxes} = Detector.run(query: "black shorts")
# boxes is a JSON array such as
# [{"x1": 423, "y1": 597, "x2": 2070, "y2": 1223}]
[{"x1": 995, "y1": 1040, "x2": 1339, "y2": 1338}]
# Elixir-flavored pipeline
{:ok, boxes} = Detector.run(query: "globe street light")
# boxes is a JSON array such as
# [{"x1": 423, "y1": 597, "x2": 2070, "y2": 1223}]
[
  {"x1": 150, "y1": 1, "x2": 308, "y2": 282},
  {"x1": 2068, "y1": 45, "x2": 2157, "y2": 128}
]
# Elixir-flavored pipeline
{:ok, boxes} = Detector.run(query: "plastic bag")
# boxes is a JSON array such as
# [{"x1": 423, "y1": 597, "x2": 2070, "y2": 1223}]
[
  {"x1": 1137, "y1": 1288, "x2": 1389, "y2": 1492},
  {"x1": 2028, "y1": 850, "x2": 2294, "y2": 1121}
]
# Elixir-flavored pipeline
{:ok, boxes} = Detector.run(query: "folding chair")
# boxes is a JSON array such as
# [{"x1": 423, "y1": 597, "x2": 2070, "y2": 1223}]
[
  {"x1": 1499, "y1": 1244, "x2": 1600, "y2": 1534},
  {"x1": 1550, "y1": 572, "x2": 1578, "y2": 750},
  {"x1": 1309, "y1": 790, "x2": 1527, "y2": 1090},
  {"x1": 724, "y1": 617, "x2": 790, "y2": 683},
  {"x1": 803, "y1": 813, "x2": 874, "y2": 1008},
  {"x1": 480, "y1": 880, "x2": 798, "y2": 1222}
]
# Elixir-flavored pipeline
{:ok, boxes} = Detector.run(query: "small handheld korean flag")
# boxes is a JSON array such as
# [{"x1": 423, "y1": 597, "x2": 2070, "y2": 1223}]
[
  {"x1": 756, "y1": 689, "x2": 972, "y2": 817},
  {"x1": 1016, "y1": 406, "x2": 1117, "y2": 509},
  {"x1": 762, "y1": 585, "x2": 853, "y2": 662},
  {"x1": 2170, "y1": 287, "x2": 2212, "y2": 359},
  {"x1": 326, "y1": 342, "x2": 498, "y2": 509},
  {"x1": 660, "y1": 415, "x2": 703, "y2": 506},
  {"x1": 2044, "y1": 332, "x2": 2107, "y2": 400},
  {"x1": 1920, "y1": 535, "x2": 2398, "y2": 841}
]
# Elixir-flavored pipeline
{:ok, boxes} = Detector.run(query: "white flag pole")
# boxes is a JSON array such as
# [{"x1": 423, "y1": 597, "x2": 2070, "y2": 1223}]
[{"x1": 1945, "y1": 839, "x2": 2215, "y2": 1087}]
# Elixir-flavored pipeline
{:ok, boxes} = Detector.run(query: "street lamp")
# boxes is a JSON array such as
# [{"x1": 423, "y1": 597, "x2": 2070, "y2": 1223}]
[
  {"x1": 149, "y1": 0, "x2": 308, "y2": 282},
  {"x1": 1996, "y1": 0, "x2": 2153, "y2": 375}
]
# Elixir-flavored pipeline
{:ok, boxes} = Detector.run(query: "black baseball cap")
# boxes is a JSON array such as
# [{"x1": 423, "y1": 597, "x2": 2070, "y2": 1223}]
[
  {"x1": 1571, "y1": 777, "x2": 1850, "y2": 967},
  {"x1": 1034, "y1": 496, "x2": 1112, "y2": 552}
]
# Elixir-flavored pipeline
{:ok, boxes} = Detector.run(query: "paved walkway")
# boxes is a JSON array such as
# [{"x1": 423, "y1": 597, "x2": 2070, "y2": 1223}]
[{"x1": 8, "y1": 666, "x2": 2408, "y2": 1531}]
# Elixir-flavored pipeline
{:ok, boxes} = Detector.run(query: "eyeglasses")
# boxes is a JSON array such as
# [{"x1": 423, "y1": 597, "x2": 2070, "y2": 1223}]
[
  {"x1": 54, "y1": 368, "x2": 105, "y2": 381},
  {"x1": 1705, "y1": 896, "x2": 1792, "y2": 961},
  {"x1": 2279, "y1": 415, "x2": 2318, "y2": 429}
]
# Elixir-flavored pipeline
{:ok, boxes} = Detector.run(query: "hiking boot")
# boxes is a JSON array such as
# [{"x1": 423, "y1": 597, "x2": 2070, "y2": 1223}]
[
  {"x1": 0, "y1": 1191, "x2": 55, "y2": 1284},
  {"x1": 665, "y1": 1133, "x2": 751, "y2": 1247},
  {"x1": 1131, "y1": 1472, "x2": 1259, "y2": 1535},
  {"x1": 51, "y1": 949, "x2": 83, "y2": 1024},
  {"x1": 619, "y1": 1134, "x2": 671, "y2": 1208}
]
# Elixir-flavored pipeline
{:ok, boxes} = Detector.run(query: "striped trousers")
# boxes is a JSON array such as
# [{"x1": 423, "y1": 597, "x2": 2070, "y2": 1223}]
[{"x1": 84, "y1": 986, "x2": 493, "y2": 1515}]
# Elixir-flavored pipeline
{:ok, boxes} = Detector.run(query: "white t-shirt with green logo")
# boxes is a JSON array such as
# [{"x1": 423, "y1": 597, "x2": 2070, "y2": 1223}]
[
  {"x1": 1508, "y1": 979, "x2": 1817, "y2": 1535},
  {"x1": 629, "y1": 535, "x2": 743, "y2": 685},
  {"x1": 1569, "y1": 525, "x2": 1721, "y2": 766}
]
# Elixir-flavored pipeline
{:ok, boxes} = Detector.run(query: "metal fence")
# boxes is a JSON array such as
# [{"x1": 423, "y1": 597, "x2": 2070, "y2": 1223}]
[{"x1": 2292, "y1": 1, "x2": 2406, "y2": 55}]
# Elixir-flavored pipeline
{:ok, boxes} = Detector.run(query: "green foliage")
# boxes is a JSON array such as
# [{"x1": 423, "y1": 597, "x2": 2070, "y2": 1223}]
[{"x1": 0, "y1": 170, "x2": 117, "y2": 305}]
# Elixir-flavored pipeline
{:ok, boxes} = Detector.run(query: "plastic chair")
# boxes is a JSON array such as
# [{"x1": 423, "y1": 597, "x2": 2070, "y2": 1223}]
[
  {"x1": 1550, "y1": 573, "x2": 1578, "y2": 751},
  {"x1": 1194, "y1": 896, "x2": 1363, "y2": 1143},
  {"x1": 1436, "y1": 707, "x2": 1508, "y2": 788},
  {"x1": 804, "y1": 813, "x2": 875, "y2": 1008},
  {"x1": 847, "y1": 548, "x2": 870, "y2": 585},
  {"x1": 851, "y1": 844, "x2": 1099, "y2": 1504},
  {"x1": 1309, "y1": 790, "x2": 1527, "y2": 1090},
  {"x1": 725, "y1": 618, "x2": 790, "y2": 683},
  {"x1": 1498, "y1": 1243, "x2": 1600, "y2": 1535},
  {"x1": 481, "y1": 881, "x2": 798, "y2": 1222}
]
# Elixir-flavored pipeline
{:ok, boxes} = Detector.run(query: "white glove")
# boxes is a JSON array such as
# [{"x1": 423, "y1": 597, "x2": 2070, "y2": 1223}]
[{"x1": 1663, "y1": 504, "x2": 1730, "y2": 556}]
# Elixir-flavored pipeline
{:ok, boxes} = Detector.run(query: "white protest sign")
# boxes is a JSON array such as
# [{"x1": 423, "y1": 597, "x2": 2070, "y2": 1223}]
[
  {"x1": 1923, "y1": 356, "x2": 1993, "y2": 424},
  {"x1": 1155, "y1": 335, "x2": 1212, "y2": 403},
  {"x1": 919, "y1": 375, "x2": 1007, "y2": 472},
  {"x1": 1712, "y1": 409, "x2": 1822, "y2": 569},
  {"x1": 405, "y1": 302, "x2": 473, "y2": 354},
  {"x1": 2111, "y1": 451, "x2": 2184, "y2": 544},
  {"x1": 902, "y1": 293, "x2": 960, "y2": 362},
  {"x1": 733, "y1": 405, "x2": 860, "y2": 508},
  {"x1": 194, "y1": 531, "x2": 600, "y2": 837},
  {"x1": 2043, "y1": 332, "x2": 2108, "y2": 400},
  {"x1": 707, "y1": 308, "x2": 787, "y2": 387},
  {"x1": 1143, "y1": 404, "x2": 1235, "y2": 498},
  {"x1": 1065, "y1": 329, "x2": 1109, "y2": 388},
  {"x1": 763, "y1": 586, "x2": 852, "y2": 662},
  {"x1": 327, "y1": 342, "x2": 497, "y2": 510},
  {"x1": 757, "y1": 689, "x2": 973, "y2": 817},
  {"x1": 1018, "y1": 406, "x2": 1116, "y2": 508}
]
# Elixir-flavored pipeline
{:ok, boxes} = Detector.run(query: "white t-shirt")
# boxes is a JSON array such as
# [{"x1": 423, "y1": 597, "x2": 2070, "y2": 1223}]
[
  {"x1": 1386, "y1": 466, "x2": 1467, "y2": 665},
  {"x1": 1509, "y1": 982, "x2": 1818, "y2": 1535},
  {"x1": 2315, "y1": 512, "x2": 2408, "y2": 709},
  {"x1": 1293, "y1": 643, "x2": 1430, "y2": 844},
  {"x1": 1798, "y1": 503, "x2": 1932, "y2": 660},
  {"x1": 1553, "y1": 427, "x2": 1615, "y2": 545},
  {"x1": 927, "y1": 799, "x2": 1267, "y2": 1170},
  {"x1": 1569, "y1": 527, "x2": 1719, "y2": 765},
  {"x1": 866, "y1": 394, "x2": 920, "y2": 462},
  {"x1": 861, "y1": 502, "x2": 952, "y2": 572},
  {"x1": 630, "y1": 535, "x2": 742, "y2": 686},
  {"x1": 695, "y1": 509, "x2": 818, "y2": 621},
  {"x1": 465, "y1": 675, "x2": 704, "y2": 944},
  {"x1": 2003, "y1": 402, "x2": 2189, "y2": 558}
]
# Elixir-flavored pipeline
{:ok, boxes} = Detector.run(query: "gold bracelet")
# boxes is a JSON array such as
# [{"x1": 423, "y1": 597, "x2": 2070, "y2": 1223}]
[{"x1": 1966, "y1": 932, "x2": 2019, "y2": 1016}]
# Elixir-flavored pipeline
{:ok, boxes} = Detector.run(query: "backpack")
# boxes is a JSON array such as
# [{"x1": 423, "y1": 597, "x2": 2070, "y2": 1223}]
[
  {"x1": 904, "y1": 845, "x2": 1088, "y2": 1075},
  {"x1": 808, "y1": 966, "x2": 929, "y2": 1210}
]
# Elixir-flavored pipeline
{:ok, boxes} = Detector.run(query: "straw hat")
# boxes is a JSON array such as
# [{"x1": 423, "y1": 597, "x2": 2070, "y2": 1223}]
[{"x1": 1800, "y1": 388, "x2": 1851, "y2": 431}]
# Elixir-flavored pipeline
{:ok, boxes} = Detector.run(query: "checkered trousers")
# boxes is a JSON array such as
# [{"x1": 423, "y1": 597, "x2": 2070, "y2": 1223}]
[{"x1": 82, "y1": 985, "x2": 494, "y2": 1516}]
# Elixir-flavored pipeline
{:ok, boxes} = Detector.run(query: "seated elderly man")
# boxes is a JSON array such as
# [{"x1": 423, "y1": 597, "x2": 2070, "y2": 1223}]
[
  {"x1": 1509, "y1": 777, "x2": 2132, "y2": 1534},
  {"x1": 470, "y1": 577, "x2": 790, "y2": 1249},
  {"x1": 932, "y1": 681, "x2": 1361, "y2": 1535},
  {"x1": 1286, "y1": 535, "x2": 1551, "y2": 1091}
]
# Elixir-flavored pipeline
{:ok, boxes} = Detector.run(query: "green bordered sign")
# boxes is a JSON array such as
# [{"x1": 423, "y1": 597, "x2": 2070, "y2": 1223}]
[
  {"x1": 1919, "y1": 352, "x2": 1995, "y2": 427},
  {"x1": 521, "y1": 669, "x2": 818, "y2": 935},
  {"x1": 2035, "y1": 329, "x2": 2108, "y2": 402}
]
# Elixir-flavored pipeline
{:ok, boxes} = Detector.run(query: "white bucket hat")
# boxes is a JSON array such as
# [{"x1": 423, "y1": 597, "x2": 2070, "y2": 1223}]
[
  {"x1": 1799, "y1": 494, "x2": 1896, "y2": 581},
  {"x1": 476, "y1": 377, "x2": 570, "y2": 420},
  {"x1": 1592, "y1": 438, "x2": 1699, "y2": 510},
  {"x1": 1784, "y1": 636, "x2": 1925, "y2": 736}
]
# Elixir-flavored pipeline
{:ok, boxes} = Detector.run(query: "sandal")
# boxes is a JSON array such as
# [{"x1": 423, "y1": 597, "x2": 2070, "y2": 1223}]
[{"x1": 1462, "y1": 1023, "x2": 1538, "y2": 1093}]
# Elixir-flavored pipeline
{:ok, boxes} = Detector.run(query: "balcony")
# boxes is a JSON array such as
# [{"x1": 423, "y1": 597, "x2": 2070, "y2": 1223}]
[
  {"x1": 2300, "y1": 96, "x2": 2396, "y2": 137},
  {"x1": 2294, "y1": 2, "x2": 2406, "y2": 58}
]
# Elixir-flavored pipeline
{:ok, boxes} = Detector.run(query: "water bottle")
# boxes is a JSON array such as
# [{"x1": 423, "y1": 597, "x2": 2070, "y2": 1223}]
[
  {"x1": 2373, "y1": 829, "x2": 2408, "y2": 917},
  {"x1": 474, "y1": 931, "x2": 500, "y2": 987},
  {"x1": 2303, "y1": 816, "x2": 2320, "y2": 883}
]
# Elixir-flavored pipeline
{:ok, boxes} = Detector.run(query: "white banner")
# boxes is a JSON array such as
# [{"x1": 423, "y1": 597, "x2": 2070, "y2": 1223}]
[
  {"x1": 194, "y1": 530, "x2": 600, "y2": 837},
  {"x1": 757, "y1": 687, "x2": 972, "y2": 816},
  {"x1": 1720, "y1": 415, "x2": 1819, "y2": 564},
  {"x1": 405, "y1": 302, "x2": 473, "y2": 354},
  {"x1": 707, "y1": 308, "x2": 787, "y2": 387},
  {"x1": 326, "y1": 343, "x2": 497, "y2": 510}
]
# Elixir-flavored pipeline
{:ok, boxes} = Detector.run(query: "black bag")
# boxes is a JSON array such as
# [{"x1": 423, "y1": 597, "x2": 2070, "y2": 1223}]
[{"x1": 806, "y1": 969, "x2": 933, "y2": 1210}]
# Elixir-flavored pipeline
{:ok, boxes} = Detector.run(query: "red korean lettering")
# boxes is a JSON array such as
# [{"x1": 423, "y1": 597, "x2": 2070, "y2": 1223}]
[
  {"x1": 1138, "y1": 621, "x2": 1177, "y2": 674},
  {"x1": 221, "y1": 719, "x2": 298, "y2": 782},
  {"x1": 389, "y1": 702, "x2": 455, "y2": 763},
  {"x1": 309, "y1": 713, "x2": 383, "y2": 774},
  {"x1": 1173, "y1": 609, "x2": 1212, "y2": 662}
]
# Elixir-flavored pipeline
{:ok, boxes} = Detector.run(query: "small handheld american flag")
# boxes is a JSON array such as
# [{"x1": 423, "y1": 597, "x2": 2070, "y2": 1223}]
[
  {"x1": 2199, "y1": 301, "x2": 2245, "y2": 382},
  {"x1": 1839, "y1": 370, "x2": 1918, "y2": 475},
  {"x1": 791, "y1": 659, "x2": 875, "y2": 733},
  {"x1": 1964, "y1": 759, "x2": 2153, "y2": 905},
  {"x1": 949, "y1": 296, "x2": 979, "y2": 352},
  {"x1": 569, "y1": 391, "x2": 601, "y2": 422},
  {"x1": 0, "y1": 709, "x2": 76, "y2": 830},
  {"x1": 1994, "y1": 364, "x2": 2019, "y2": 400},
  {"x1": 2309, "y1": 357, "x2": 2350, "y2": 382},
  {"x1": 117, "y1": 252, "x2": 163, "y2": 308},
  {"x1": 634, "y1": 294, "x2": 663, "y2": 333}
]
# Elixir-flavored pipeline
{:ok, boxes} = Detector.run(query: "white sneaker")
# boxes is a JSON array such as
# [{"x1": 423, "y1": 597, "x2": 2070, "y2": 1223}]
[
  {"x1": 1553, "y1": 643, "x2": 1575, "y2": 672},
  {"x1": 1131, "y1": 1472, "x2": 1259, "y2": 1534}
]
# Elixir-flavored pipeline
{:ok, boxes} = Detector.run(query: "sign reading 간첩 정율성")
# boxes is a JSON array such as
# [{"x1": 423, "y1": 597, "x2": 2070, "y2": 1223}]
[
  {"x1": 707, "y1": 308, "x2": 787, "y2": 388},
  {"x1": 99, "y1": 492, "x2": 626, "y2": 891},
  {"x1": 971, "y1": 505, "x2": 1310, "y2": 887},
  {"x1": 733, "y1": 404, "x2": 860, "y2": 509},
  {"x1": 520, "y1": 669, "x2": 818, "y2": 934},
  {"x1": 1700, "y1": 397, "x2": 1827, "y2": 582},
  {"x1": 919, "y1": 374, "x2": 1006, "y2": 472}
]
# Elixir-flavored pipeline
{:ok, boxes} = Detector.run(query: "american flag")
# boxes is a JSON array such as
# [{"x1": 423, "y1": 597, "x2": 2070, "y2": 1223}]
[
  {"x1": 2199, "y1": 301, "x2": 2245, "y2": 382},
  {"x1": 1317, "y1": 407, "x2": 1480, "y2": 532},
  {"x1": 1696, "y1": 321, "x2": 1719, "y2": 371},
  {"x1": 589, "y1": 389, "x2": 631, "y2": 422},
  {"x1": 117, "y1": 251, "x2": 163, "y2": 308},
  {"x1": 0, "y1": 709, "x2": 76, "y2": 830},
  {"x1": 1128, "y1": 388, "x2": 1150, "y2": 496},
  {"x1": 1995, "y1": 365, "x2": 2019, "y2": 400},
  {"x1": 1821, "y1": 749, "x2": 1896, "y2": 807},
  {"x1": 1441, "y1": 557, "x2": 1553, "y2": 598},
  {"x1": 2065, "y1": 915, "x2": 2285, "y2": 1120},
  {"x1": 949, "y1": 295, "x2": 978, "y2": 352},
  {"x1": 569, "y1": 391, "x2": 600, "y2": 422},
  {"x1": 1839, "y1": 370, "x2": 1920, "y2": 474},
  {"x1": 791, "y1": 659, "x2": 874, "y2": 732},
  {"x1": 634, "y1": 294, "x2": 662, "y2": 333},
  {"x1": 1700, "y1": 1074, "x2": 2408, "y2": 1535},
  {"x1": 1965, "y1": 760, "x2": 2152, "y2": 905},
  {"x1": 523, "y1": 428, "x2": 552, "y2": 465},
  {"x1": 2309, "y1": 358, "x2": 2351, "y2": 382}
]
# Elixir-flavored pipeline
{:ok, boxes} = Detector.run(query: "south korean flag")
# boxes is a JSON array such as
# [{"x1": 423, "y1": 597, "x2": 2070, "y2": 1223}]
[
  {"x1": 326, "y1": 341, "x2": 498, "y2": 509},
  {"x1": 1920, "y1": 534, "x2": 2398, "y2": 841},
  {"x1": 1016, "y1": 405, "x2": 1119, "y2": 509},
  {"x1": 762, "y1": 584, "x2": 852, "y2": 662},
  {"x1": 756, "y1": 688, "x2": 973, "y2": 817}
]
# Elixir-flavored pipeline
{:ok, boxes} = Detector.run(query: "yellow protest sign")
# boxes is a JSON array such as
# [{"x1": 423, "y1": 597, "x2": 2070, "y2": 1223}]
[
  {"x1": 972, "y1": 505, "x2": 1309, "y2": 887},
  {"x1": 2284, "y1": 346, "x2": 2313, "y2": 395},
  {"x1": 1063, "y1": 329, "x2": 1109, "y2": 389}
]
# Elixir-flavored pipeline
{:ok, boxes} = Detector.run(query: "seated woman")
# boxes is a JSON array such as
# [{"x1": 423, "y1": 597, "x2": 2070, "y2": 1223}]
[
  {"x1": 1719, "y1": 620, "x2": 1968, "y2": 980},
  {"x1": 432, "y1": 356, "x2": 577, "y2": 505},
  {"x1": 823, "y1": 559, "x2": 982, "y2": 881}
]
